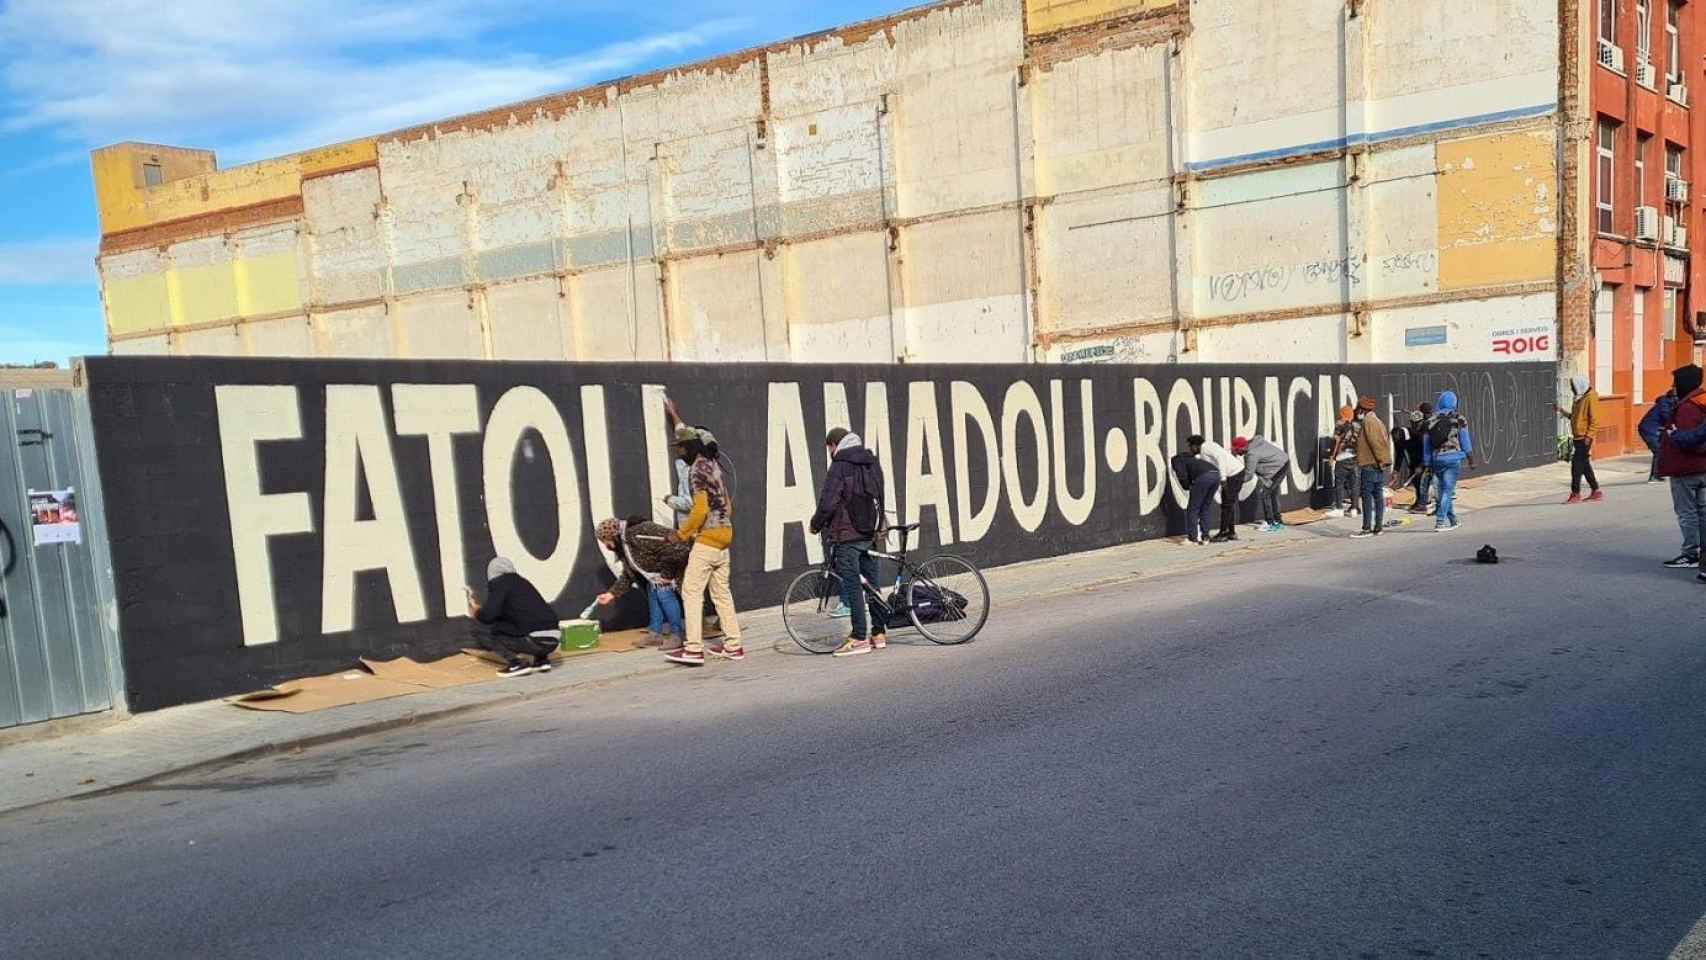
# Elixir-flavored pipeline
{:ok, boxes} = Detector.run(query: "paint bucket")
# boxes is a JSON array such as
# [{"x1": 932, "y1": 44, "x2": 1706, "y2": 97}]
[{"x1": 559, "y1": 619, "x2": 600, "y2": 652}]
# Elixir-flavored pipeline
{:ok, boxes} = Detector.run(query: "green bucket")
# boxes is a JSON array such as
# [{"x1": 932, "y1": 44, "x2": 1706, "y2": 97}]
[{"x1": 559, "y1": 619, "x2": 600, "y2": 652}]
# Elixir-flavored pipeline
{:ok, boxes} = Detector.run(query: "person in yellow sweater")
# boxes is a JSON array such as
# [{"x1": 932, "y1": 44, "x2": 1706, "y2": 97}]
[
  {"x1": 1557, "y1": 376, "x2": 1604, "y2": 504},
  {"x1": 665, "y1": 426, "x2": 744, "y2": 666}
]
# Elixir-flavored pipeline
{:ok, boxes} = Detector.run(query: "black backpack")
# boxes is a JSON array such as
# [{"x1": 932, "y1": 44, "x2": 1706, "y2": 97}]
[
  {"x1": 846, "y1": 462, "x2": 883, "y2": 537},
  {"x1": 889, "y1": 582, "x2": 968, "y2": 627},
  {"x1": 1428, "y1": 415, "x2": 1463, "y2": 455}
]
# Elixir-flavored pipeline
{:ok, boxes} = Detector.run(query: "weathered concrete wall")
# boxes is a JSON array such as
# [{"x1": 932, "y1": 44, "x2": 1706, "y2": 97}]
[{"x1": 94, "y1": 0, "x2": 1562, "y2": 369}]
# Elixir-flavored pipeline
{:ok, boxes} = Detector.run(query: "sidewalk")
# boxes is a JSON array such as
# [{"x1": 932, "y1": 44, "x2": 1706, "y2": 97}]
[{"x1": 0, "y1": 456, "x2": 1648, "y2": 816}]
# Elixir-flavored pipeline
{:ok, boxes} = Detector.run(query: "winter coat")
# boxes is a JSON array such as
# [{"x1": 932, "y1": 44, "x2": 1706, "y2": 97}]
[
  {"x1": 1171, "y1": 452, "x2": 1221, "y2": 489},
  {"x1": 811, "y1": 440, "x2": 887, "y2": 544},
  {"x1": 1242, "y1": 437, "x2": 1290, "y2": 481},
  {"x1": 609, "y1": 520, "x2": 693, "y2": 599},
  {"x1": 1355, "y1": 412, "x2": 1392, "y2": 468},
  {"x1": 1569, "y1": 390, "x2": 1600, "y2": 441},
  {"x1": 477, "y1": 573, "x2": 559, "y2": 636},
  {"x1": 1639, "y1": 393, "x2": 1679, "y2": 454},
  {"x1": 1661, "y1": 389, "x2": 1706, "y2": 477},
  {"x1": 1422, "y1": 390, "x2": 1474, "y2": 467}
]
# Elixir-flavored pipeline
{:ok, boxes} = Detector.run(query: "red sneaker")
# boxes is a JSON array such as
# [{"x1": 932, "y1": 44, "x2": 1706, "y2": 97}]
[
  {"x1": 1563, "y1": 493, "x2": 1583, "y2": 505},
  {"x1": 709, "y1": 644, "x2": 745, "y2": 662},
  {"x1": 1587, "y1": 490, "x2": 1605, "y2": 503},
  {"x1": 663, "y1": 647, "x2": 705, "y2": 666}
]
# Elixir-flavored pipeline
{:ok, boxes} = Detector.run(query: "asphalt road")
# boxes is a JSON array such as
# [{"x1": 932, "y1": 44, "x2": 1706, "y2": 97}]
[{"x1": 5, "y1": 476, "x2": 1705, "y2": 959}]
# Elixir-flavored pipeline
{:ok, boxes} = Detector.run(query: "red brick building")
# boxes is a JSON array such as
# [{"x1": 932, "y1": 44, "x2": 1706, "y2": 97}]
[{"x1": 1592, "y1": 0, "x2": 1706, "y2": 452}]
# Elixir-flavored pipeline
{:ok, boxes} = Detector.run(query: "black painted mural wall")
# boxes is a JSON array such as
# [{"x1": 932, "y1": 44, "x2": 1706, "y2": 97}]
[{"x1": 83, "y1": 357, "x2": 1557, "y2": 711}]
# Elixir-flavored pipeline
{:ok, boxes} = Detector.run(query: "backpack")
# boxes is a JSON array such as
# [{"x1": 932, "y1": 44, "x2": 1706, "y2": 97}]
[
  {"x1": 1428, "y1": 415, "x2": 1463, "y2": 455},
  {"x1": 845, "y1": 462, "x2": 883, "y2": 537},
  {"x1": 888, "y1": 582, "x2": 968, "y2": 627}
]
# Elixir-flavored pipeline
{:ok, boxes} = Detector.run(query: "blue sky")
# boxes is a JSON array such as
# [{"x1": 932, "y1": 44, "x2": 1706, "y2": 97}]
[{"x1": 0, "y1": 0, "x2": 903, "y2": 365}]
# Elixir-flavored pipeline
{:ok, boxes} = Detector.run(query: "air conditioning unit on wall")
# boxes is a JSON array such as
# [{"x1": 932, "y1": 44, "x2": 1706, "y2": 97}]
[
  {"x1": 1599, "y1": 41, "x2": 1626, "y2": 72},
  {"x1": 1638, "y1": 205, "x2": 1661, "y2": 240},
  {"x1": 1671, "y1": 81, "x2": 1691, "y2": 106},
  {"x1": 1669, "y1": 177, "x2": 1691, "y2": 203},
  {"x1": 1638, "y1": 61, "x2": 1658, "y2": 87},
  {"x1": 1675, "y1": 226, "x2": 1690, "y2": 249}
]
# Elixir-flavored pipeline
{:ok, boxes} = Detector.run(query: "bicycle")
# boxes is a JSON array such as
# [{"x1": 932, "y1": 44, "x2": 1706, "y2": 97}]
[{"x1": 782, "y1": 522, "x2": 991, "y2": 654}]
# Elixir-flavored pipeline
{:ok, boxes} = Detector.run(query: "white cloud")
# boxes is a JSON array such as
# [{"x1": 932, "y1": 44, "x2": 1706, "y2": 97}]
[
  {"x1": 0, "y1": 240, "x2": 98, "y2": 286},
  {"x1": 0, "y1": 0, "x2": 748, "y2": 164}
]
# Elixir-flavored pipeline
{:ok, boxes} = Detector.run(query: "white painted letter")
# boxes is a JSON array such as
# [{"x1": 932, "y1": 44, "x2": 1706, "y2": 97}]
[
  {"x1": 322, "y1": 385, "x2": 427, "y2": 634},
  {"x1": 483, "y1": 386, "x2": 582, "y2": 602},
  {"x1": 824, "y1": 382, "x2": 899, "y2": 518},
  {"x1": 950, "y1": 381, "x2": 1001, "y2": 543},
  {"x1": 765, "y1": 382, "x2": 822, "y2": 572},
  {"x1": 1132, "y1": 378, "x2": 1165, "y2": 516},
  {"x1": 580, "y1": 385, "x2": 621, "y2": 576},
  {"x1": 216, "y1": 385, "x2": 314, "y2": 648},
  {"x1": 1050, "y1": 379, "x2": 1095, "y2": 526},
  {"x1": 393, "y1": 383, "x2": 481, "y2": 619},
  {"x1": 1002, "y1": 381, "x2": 1051, "y2": 533},
  {"x1": 643, "y1": 385, "x2": 677, "y2": 527},
  {"x1": 905, "y1": 381, "x2": 956, "y2": 545}
]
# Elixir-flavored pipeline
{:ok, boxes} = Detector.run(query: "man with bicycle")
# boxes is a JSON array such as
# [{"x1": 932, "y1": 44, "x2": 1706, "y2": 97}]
[{"x1": 810, "y1": 428, "x2": 888, "y2": 658}]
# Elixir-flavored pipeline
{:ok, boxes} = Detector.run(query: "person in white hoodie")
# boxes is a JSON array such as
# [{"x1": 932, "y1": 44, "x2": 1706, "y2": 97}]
[{"x1": 1193, "y1": 435, "x2": 1247, "y2": 542}]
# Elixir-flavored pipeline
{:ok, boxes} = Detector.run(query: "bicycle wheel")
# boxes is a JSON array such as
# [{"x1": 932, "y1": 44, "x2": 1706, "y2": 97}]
[
  {"x1": 905, "y1": 555, "x2": 989, "y2": 645},
  {"x1": 782, "y1": 568, "x2": 850, "y2": 654}
]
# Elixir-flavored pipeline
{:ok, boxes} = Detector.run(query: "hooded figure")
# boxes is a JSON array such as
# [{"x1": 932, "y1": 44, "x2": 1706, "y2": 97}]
[
  {"x1": 1658, "y1": 366, "x2": 1706, "y2": 570},
  {"x1": 1563, "y1": 377, "x2": 1602, "y2": 502},
  {"x1": 1423, "y1": 391, "x2": 1474, "y2": 531},
  {"x1": 811, "y1": 428, "x2": 890, "y2": 656},
  {"x1": 471, "y1": 556, "x2": 560, "y2": 676}
]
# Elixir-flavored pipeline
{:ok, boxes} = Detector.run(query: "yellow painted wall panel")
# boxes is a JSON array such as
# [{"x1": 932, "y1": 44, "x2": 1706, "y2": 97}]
[
  {"x1": 239, "y1": 252, "x2": 304, "y2": 316},
  {"x1": 1026, "y1": 0, "x2": 1174, "y2": 34},
  {"x1": 174, "y1": 262, "x2": 240, "y2": 327},
  {"x1": 1435, "y1": 130, "x2": 1556, "y2": 291},
  {"x1": 104, "y1": 274, "x2": 173, "y2": 336}
]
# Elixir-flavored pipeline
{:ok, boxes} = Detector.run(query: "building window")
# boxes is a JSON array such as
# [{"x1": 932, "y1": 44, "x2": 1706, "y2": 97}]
[
  {"x1": 1596, "y1": 285, "x2": 1617, "y2": 395},
  {"x1": 1666, "y1": 287, "x2": 1679, "y2": 341},
  {"x1": 1668, "y1": 0, "x2": 1684, "y2": 82},
  {"x1": 1667, "y1": 143, "x2": 1688, "y2": 239},
  {"x1": 1598, "y1": 119, "x2": 1619, "y2": 234},
  {"x1": 142, "y1": 161, "x2": 163, "y2": 188},
  {"x1": 1639, "y1": 0, "x2": 1653, "y2": 65},
  {"x1": 1635, "y1": 287, "x2": 1648, "y2": 401},
  {"x1": 1638, "y1": 134, "x2": 1651, "y2": 210},
  {"x1": 1602, "y1": 0, "x2": 1619, "y2": 45}
]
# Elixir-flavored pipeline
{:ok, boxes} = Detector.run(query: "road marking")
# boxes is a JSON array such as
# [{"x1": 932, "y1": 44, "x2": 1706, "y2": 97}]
[{"x1": 1671, "y1": 912, "x2": 1706, "y2": 959}]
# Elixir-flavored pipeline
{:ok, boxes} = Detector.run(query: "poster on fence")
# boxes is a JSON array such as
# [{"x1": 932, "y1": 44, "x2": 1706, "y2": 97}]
[{"x1": 29, "y1": 488, "x2": 80, "y2": 546}]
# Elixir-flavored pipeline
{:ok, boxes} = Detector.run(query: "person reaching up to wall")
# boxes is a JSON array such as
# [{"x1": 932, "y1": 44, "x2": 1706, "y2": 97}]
[
  {"x1": 1422, "y1": 391, "x2": 1474, "y2": 533},
  {"x1": 663, "y1": 396, "x2": 721, "y2": 638},
  {"x1": 667, "y1": 426, "x2": 744, "y2": 666},
  {"x1": 1558, "y1": 377, "x2": 1604, "y2": 504}
]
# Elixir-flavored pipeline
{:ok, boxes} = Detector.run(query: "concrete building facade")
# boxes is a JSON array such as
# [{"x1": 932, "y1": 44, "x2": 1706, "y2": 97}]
[{"x1": 94, "y1": 1, "x2": 1573, "y2": 377}]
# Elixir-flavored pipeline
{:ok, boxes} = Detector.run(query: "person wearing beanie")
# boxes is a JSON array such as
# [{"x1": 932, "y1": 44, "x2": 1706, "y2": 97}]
[
  {"x1": 1408, "y1": 403, "x2": 1436, "y2": 513},
  {"x1": 1657, "y1": 365, "x2": 1706, "y2": 576},
  {"x1": 1326, "y1": 405, "x2": 1361, "y2": 518},
  {"x1": 1557, "y1": 376, "x2": 1603, "y2": 504},
  {"x1": 467, "y1": 557, "x2": 561, "y2": 677},
  {"x1": 811, "y1": 427, "x2": 890, "y2": 656},
  {"x1": 594, "y1": 516, "x2": 693, "y2": 648},
  {"x1": 666, "y1": 414, "x2": 744, "y2": 666},
  {"x1": 1422, "y1": 391, "x2": 1474, "y2": 532},
  {"x1": 1351, "y1": 397, "x2": 1392, "y2": 538}
]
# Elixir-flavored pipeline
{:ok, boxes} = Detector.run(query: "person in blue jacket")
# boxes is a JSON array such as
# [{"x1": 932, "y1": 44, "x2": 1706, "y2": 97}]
[{"x1": 1421, "y1": 390, "x2": 1475, "y2": 532}]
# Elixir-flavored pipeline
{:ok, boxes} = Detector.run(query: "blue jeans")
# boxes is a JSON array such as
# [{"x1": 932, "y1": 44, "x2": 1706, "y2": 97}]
[
  {"x1": 1432, "y1": 462, "x2": 1462, "y2": 527},
  {"x1": 1671, "y1": 474, "x2": 1706, "y2": 558},
  {"x1": 647, "y1": 584, "x2": 684, "y2": 639},
  {"x1": 1187, "y1": 472, "x2": 1221, "y2": 541},
  {"x1": 832, "y1": 540, "x2": 885, "y2": 641},
  {"x1": 1359, "y1": 466, "x2": 1387, "y2": 531}
]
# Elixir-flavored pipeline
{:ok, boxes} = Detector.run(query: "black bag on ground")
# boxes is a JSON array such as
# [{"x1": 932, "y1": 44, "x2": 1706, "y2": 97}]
[{"x1": 889, "y1": 581, "x2": 969, "y2": 627}]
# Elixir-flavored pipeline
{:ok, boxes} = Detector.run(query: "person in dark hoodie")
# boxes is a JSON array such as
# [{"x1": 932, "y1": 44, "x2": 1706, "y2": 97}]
[
  {"x1": 1175, "y1": 437, "x2": 1223, "y2": 545},
  {"x1": 1422, "y1": 390, "x2": 1474, "y2": 532},
  {"x1": 810, "y1": 428, "x2": 889, "y2": 657},
  {"x1": 1655, "y1": 365, "x2": 1706, "y2": 574},
  {"x1": 468, "y1": 557, "x2": 561, "y2": 677}
]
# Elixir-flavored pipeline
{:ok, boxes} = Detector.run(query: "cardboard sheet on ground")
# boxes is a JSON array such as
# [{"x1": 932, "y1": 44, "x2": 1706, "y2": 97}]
[
  {"x1": 460, "y1": 628, "x2": 652, "y2": 665},
  {"x1": 230, "y1": 671, "x2": 427, "y2": 713},
  {"x1": 360, "y1": 654, "x2": 493, "y2": 689}
]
